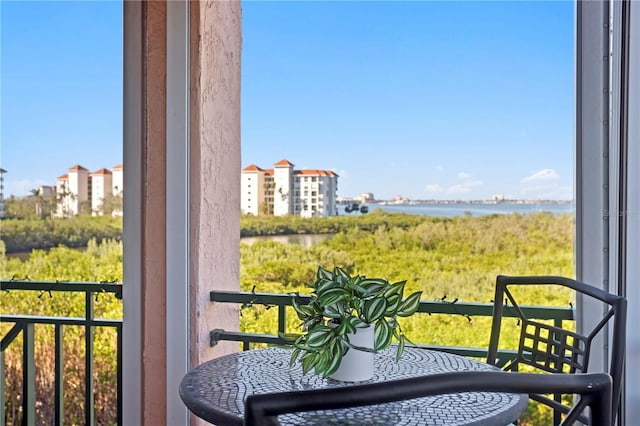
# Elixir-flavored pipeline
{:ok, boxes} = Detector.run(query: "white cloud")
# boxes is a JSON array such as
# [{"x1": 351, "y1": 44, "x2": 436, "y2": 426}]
[
  {"x1": 435, "y1": 165, "x2": 444, "y2": 172},
  {"x1": 521, "y1": 169, "x2": 560, "y2": 183},
  {"x1": 518, "y1": 169, "x2": 569, "y2": 199},
  {"x1": 424, "y1": 184, "x2": 443, "y2": 194},
  {"x1": 457, "y1": 172, "x2": 472, "y2": 180},
  {"x1": 520, "y1": 183, "x2": 573, "y2": 200},
  {"x1": 447, "y1": 179, "x2": 483, "y2": 194},
  {"x1": 448, "y1": 184, "x2": 471, "y2": 194}
]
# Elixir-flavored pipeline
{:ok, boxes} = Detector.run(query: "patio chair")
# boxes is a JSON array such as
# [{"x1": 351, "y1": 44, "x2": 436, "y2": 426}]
[
  {"x1": 487, "y1": 275, "x2": 627, "y2": 425},
  {"x1": 244, "y1": 371, "x2": 612, "y2": 426}
]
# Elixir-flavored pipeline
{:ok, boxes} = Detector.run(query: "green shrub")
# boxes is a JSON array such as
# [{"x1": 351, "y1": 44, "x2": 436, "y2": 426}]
[{"x1": 2, "y1": 212, "x2": 574, "y2": 425}]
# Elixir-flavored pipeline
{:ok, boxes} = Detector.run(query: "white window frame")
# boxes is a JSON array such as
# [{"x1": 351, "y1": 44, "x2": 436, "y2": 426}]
[{"x1": 577, "y1": 2, "x2": 639, "y2": 424}]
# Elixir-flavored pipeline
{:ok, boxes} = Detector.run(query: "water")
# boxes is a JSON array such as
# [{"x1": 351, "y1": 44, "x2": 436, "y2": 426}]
[
  {"x1": 241, "y1": 203, "x2": 574, "y2": 247},
  {"x1": 344, "y1": 202, "x2": 574, "y2": 218},
  {"x1": 241, "y1": 234, "x2": 334, "y2": 247}
]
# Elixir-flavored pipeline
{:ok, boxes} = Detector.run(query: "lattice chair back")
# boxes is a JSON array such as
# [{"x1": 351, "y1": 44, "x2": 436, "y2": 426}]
[{"x1": 487, "y1": 275, "x2": 626, "y2": 425}]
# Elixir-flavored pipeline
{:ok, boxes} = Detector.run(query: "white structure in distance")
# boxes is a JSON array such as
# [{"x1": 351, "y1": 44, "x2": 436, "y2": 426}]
[
  {"x1": 241, "y1": 159, "x2": 339, "y2": 217},
  {"x1": 56, "y1": 163, "x2": 123, "y2": 217}
]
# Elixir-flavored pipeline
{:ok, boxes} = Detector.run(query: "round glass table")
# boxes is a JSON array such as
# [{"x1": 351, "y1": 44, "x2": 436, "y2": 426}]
[{"x1": 179, "y1": 346, "x2": 528, "y2": 425}]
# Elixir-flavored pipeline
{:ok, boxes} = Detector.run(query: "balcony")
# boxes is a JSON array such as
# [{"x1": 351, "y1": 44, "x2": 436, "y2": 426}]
[
  {"x1": 2, "y1": 279, "x2": 577, "y2": 425},
  {"x1": 1, "y1": 280, "x2": 123, "y2": 425},
  {"x1": 0, "y1": 1, "x2": 637, "y2": 425}
]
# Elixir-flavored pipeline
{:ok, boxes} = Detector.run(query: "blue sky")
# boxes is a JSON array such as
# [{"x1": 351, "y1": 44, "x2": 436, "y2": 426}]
[{"x1": 2, "y1": 1, "x2": 574, "y2": 200}]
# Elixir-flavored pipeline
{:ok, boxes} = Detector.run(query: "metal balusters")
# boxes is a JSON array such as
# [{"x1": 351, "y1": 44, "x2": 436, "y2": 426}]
[{"x1": 55, "y1": 324, "x2": 64, "y2": 426}]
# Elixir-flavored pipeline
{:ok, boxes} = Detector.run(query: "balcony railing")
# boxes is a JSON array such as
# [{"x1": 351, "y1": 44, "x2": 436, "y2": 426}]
[
  {"x1": 210, "y1": 290, "x2": 575, "y2": 365},
  {"x1": 0, "y1": 280, "x2": 122, "y2": 426},
  {"x1": 1, "y1": 282, "x2": 575, "y2": 425}
]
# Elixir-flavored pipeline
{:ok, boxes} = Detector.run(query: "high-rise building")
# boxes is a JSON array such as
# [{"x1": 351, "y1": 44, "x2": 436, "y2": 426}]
[
  {"x1": 241, "y1": 159, "x2": 338, "y2": 217},
  {"x1": 56, "y1": 164, "x2": 89, "y2": 217},
  {"x1": 0, "y1": 168, "x2": 6, "y2": 218},
  {"x1": 90, "y1": 168, "x2": 113, "y2": 216},
  {"x1": 55, "y1": 163, "x2": 123, "y2": 217}
]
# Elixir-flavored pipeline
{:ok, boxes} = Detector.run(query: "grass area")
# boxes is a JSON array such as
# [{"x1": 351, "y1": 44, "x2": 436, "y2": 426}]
[{"x1": 1, "y1": 211, "x2": 574, "y2": 425}]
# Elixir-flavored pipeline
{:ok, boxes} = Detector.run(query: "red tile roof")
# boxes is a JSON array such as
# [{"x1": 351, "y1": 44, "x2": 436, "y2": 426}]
[
  {"x1": 294, "y1": 169, "x2": 338, "y2": 177},
  {"x1": 274, "y1": 159, "x2": 294, "y2": 167},
  {"x1": 240, "y1": 161, "x2": 337, "y2": 177},
  {"x1": 91, "y1": 168, "x2": 113, "y2": 176},
  {"x1": 68, "y1": 164, "x2": 88, "y2": 172},
  {"x1": 112, "y1": 163, "x2": 123, "y2": 170},
  {"x1": 57, "y1": 174, "x2": 69, "y2": 180},
  {"x1": 242, "y1": 164, "x2": 265, "y2": 172}
]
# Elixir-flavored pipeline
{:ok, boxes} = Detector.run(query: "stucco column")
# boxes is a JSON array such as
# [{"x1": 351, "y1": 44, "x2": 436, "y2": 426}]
[
  {"x1": 124, "y1": 1, "x2": 168, "y2": 424},
  {"x1": 189, "y1": 0, "x2": 242, "y2": 367}
]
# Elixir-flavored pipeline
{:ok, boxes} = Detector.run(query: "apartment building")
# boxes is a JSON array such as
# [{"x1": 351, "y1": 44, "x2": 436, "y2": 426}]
[
  {"x1": 91, "y1": 168, "x2": 113, "y2": 216},
  {"x1": 55, "y1": 163, "x2": 123, "y2": 217},
  {"x1": 241, "y1": 159, "x2": 338, "y2": 217},
  {"x1": 56, "y1": 164, "x2": 90, "y2": 217},
  {"x1": 0, "y1": 168, "x2": 6, "y2": 218}
]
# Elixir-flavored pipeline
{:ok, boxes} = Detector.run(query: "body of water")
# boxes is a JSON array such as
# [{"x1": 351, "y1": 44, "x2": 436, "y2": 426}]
[
  {"x1": 241, "y1": 234, "x2": 334, "y2": 247},
  {"x1": 346, "y1": 202, "x2": 574, "y2": 218}
]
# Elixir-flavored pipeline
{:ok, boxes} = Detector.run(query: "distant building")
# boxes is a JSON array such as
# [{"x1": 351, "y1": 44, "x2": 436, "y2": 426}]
[
  {"x1": 56, "y1": 164, "x2": 90, "y2": 217},
  {"x1": 0, "y1": 168, "x2": 6, "y2": 218},
  {"x1": 241, "y1": 159, "x2": 339, "y2": 217},
  {"x1": 91, "y1": 168, "x2": 113, "y2": 216},
  {"x1": 38, "y1": 185, "x2": 55, "y2": 197},
  {"x1": 112, "y1": 163, "x2": 123, "y2": 196},
  {"x1": 55, "y1": 163, "x2": 123, "y2": 217},
  {"x1": 360, "y1": 193, "x2": 375, "y2": 203}
]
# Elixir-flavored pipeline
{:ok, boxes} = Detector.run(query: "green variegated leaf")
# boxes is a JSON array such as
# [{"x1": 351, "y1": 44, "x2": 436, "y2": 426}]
[
  {"x1": 359, "y1": 278, "x2": 387, "y2": 287},
  {"x1": 301, "y1": 353, "x2": 316, "y2": 375},
  {"x1": 289, "y1": 347, "x2": 301, "y2": 366},
  {"x1": 338, "y1": 336, "x2": 349, "y2": 356},
  {"x1": 316, "y1": 278, "x2": 337, "y2": 294},
  {"x1": 359, "y1": 279, "x2": 388, "y2": 296},
  {"x1": 396, "y1": 335, "x2": 406, "y2": 361},
  {"x1": 351, "y1": 283, "x2": 369, "y2": 296},
  {"x1": 314, "y1": 351, "x2": 329, "y2": 376},
  {"x1": 363, "y1": 298, "x2": 387, "y2": 322},
  {"x1": 278, "y1": 332, "x2": 301, "y2": 343},
  {"x1": 352, "y1": 298, "x2": 364, "y2": 314},
  {"x1": 317, "y1": 267, "x2": 332, "y2": 280},
  {"x1": 397, "y1": 291, "x2": 422, "y2": 317},
  {"x1": 323, "y1": 304, "x2": 342, "y2": 319},
  {"x1": 347, "y1": 316, "x2": 367, "y2": 329},
  {"x1": 293, "y1": 341, "x2": 313, "y2": 352},
  {"x1": 306, "y1": 327, "x2": 332, "y2": 348},
  {"x1": 383, "y1": 280, "x2": 406, "y2": 298},
  {"x1": 302, "y1": 317, "x2": 322, "y2": 331},
  {"x1": 340, "y1": 318, "x2": 356, "y2": 334},
  {"x1": 317, "y1": 288, "x2": 347, "y2": 306},
  {"x1": 384, "y1": 294, "x2": 402, "y2": 316},
  {"x1": 292, "y1": 297, "x2": 307, "y2": 320},
  {"x1": 374, "y1": 319, "x2": 392, "y2": 351},
  {"x1": 324, "y1": 350, "x2": 343, "y2": 377},
  {"x1": 334, "y1": 267, "x2": 350, "y2": 279}
]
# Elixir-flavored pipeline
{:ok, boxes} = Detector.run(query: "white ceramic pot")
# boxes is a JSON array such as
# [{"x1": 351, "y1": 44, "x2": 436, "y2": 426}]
[{"x1": 329, "y1": 325, "x2": 375, "y2": 382}]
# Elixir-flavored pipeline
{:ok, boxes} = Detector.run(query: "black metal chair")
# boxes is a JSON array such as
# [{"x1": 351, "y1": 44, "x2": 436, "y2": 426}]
[
  {"x1": 487, "y1": 275, "x2": 627, "y2": 425},
  {"x1": 244, "y1": 371, "x2": 612, "y2": 426}
]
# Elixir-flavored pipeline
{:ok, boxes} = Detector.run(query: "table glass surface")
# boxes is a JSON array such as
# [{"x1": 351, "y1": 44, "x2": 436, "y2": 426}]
[{"x1": 180, "y1": 346, "x2": 528, "y2": 426}]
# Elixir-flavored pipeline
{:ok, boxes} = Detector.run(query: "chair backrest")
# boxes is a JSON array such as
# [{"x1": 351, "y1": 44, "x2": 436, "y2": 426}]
[
  {"x1": 487, "y1": 275, "x2": 626, "y2": 424},
  {"x1": 244, "y1": 371, "x2": 612, "y2": 426}
]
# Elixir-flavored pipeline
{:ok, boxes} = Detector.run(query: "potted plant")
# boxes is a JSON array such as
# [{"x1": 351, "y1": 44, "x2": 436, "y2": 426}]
[{"x1": 282, "y1": 266, "x2": 422, "y2": 381}]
